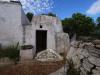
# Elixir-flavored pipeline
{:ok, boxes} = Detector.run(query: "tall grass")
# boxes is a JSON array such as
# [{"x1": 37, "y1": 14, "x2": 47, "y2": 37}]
[
  {"x1": 0, "y1": 43, "x2": 20, "y2": 63},
  {"x1": 67, "y1": 59, "x2": 80, "y2": 75}
]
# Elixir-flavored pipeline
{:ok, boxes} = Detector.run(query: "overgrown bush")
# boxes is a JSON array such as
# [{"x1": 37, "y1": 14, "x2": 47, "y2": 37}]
[
  {"x1": 0, "y1": 43, "x2": 20, "y2": 62},
  {"x1": 67, "y1": 59, "x2": 80, "y2": 75}
]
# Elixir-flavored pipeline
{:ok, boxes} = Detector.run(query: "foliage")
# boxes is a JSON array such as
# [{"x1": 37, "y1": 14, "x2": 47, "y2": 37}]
[
  {"x1": 92, "y1": 17, "x2": 100, "y2": 39},
  {"x1": 94, "y1": 29, "x2": 100, "y2": 38},
  {"x1": 0, "y1": 43, "x2": 20, "y2": 62},
  {"x1": 26, "y1": 12, "x2": 33, "y2": 22},
  {"x1": 96, "y1": 17, "x2": 100, "y2": 24},
  {"x1": 67, "y1": 59, "x2": 80, "y2": 75},
  {"x1": 47, "y1": 12, "x2": 56, "y2": 17},
  {"x1": 42, "y1": 12, "x2": 56, "y2": 17},
  {"x1": 62, "y1": 13, "x2": 95, "y2": 36}
]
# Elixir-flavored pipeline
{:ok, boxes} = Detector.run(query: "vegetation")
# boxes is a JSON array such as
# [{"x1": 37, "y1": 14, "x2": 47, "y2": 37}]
[
  {"x1": 67, "y1": 59, "x2": 80, "y2": 75},
  {"x1": 26, "y1": 12, "x2": 100, "y2": 39},
  {"x1": 26, "y1": 12, "x2": 33, "y2": 22},
  {"x1": 41, "y1": 12, "x2": 56, "y2": 17},
  {"x1": 62, "y1": 13, "x2": 100, "y2": 39},
  {"x1": 62, "y1": 13, "x2": 95, "y2": 36},
  {"x1": 26, "y1": 12, "x2": 56, "y2": 22},
  {"x1": 46, "y1": 12, "x2": 56, "y2": 17},
  {"x1": 0, "y1": 43, "x2": 20, "y2": 62},
  {"x1": 95, "y1": 17, "x2": 100, "y2": 38}
]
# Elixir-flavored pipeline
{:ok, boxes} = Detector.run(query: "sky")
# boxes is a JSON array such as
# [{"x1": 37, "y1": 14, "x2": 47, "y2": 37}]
[
  {"x1": 52, "y1": 0, "x2": 98, "y2": 19},
  {"x1": 4, "y1": 0, "x2": 100, "y2": 20},
  {"x1": 52, "y1": 0, "x2": 100, "y2": 20}
]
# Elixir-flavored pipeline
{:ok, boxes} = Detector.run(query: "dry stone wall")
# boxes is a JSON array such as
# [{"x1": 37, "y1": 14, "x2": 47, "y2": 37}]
[{"x1": 67, "y1": 41, "x2": 100, "y2": 75}]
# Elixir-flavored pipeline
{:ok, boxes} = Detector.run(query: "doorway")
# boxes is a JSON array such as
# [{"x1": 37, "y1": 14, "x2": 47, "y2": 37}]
[{"x1": 36, "y1": 30, "x2": 47, "y2": 53}]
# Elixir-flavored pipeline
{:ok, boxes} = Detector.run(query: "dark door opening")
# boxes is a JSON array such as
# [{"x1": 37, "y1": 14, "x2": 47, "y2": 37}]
[{"x1": 36, "y1": 30, "x2": 47, "y2": 53}]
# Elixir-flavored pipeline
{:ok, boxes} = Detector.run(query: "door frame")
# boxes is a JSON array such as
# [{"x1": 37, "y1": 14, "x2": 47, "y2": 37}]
[{"x1": 35, "y1": 30, "x2": 47, "y2": 53}]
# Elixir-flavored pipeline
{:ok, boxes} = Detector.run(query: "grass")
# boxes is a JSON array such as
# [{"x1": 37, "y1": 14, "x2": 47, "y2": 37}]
[
  {"x1": 67, "y1": 59, "x2": 80, "y2": 75},
  {"x1": 0, "y1": 43, "x2": 20, "y2": 63}
]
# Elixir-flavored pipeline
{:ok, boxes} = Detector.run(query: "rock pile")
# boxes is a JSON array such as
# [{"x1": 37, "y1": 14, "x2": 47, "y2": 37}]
[
  {"x1": 67, "y1": 41, "x2": 100, "y2": 75},
  {"x1": 35, "y1": 49, "x2": 63, "y2": 61},
  {"x1": 93, "y1": 40, "x2": 100, "y2": 49}
]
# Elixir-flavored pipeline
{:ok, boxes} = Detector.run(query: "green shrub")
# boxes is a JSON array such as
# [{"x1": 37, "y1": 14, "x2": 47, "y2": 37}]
[
  {"x1": 0, "y1": 43, "x2": 20, "y2": 62},
  {"x1": 67, "y1": 59, "x2": 80, "y2": 75}
]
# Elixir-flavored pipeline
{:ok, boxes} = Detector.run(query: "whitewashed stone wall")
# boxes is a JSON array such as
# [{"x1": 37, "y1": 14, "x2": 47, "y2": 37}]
[
  {"x1": 24, "y1": 15, "x2": 69, "y2": 55},
  {"x1": 20, "y1": 49, "x2": 33, "y2": 61},
  {"x1": 0, "y1": 1, "x2": 70, "y2": 60},
  {"x1": 31, "y1": 15, "x2": 63, "y2": 50},
  {"x1": 56, "y1": 32, "x2": 70, "y2": 53},
  {"x1": 0, "y1": 2, "x2": 23, "y2": 46}
]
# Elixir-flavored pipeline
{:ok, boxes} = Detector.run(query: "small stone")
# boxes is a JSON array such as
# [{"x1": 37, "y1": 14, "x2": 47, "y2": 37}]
[
  {"x1": 88, "y1": 56, "x2": 100, "y2": 66},
  {"x1": 93, "y1": 40, "x2": 100, "y2": 45},
  {"x1": 82, "y1": 59, "x2": 93, "y2": 71},
  {"x1": 92, "y1": 69, "x2": 100, "y2": 75},
  {"x1": 95, "y1": 45, "x2": 100, "y2": 49}
]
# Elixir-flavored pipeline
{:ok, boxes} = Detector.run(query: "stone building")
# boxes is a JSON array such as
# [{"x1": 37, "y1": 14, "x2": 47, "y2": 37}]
[
  {"x1": 0, "y1": 0, "x2": 69, "y2": 60},
  {"x1": 0, "y1": 0, "x2": 30, "y2": 46}
]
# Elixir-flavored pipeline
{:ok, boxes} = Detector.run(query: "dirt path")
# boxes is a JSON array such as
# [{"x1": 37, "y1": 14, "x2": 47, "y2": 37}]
[{"x1": 0, "y1": 61, "x2": 64, "y2": 75}]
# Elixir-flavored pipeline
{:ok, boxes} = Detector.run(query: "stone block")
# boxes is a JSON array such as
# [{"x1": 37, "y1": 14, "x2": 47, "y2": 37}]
[
  {"x1": 56, "y1": 32, "x2": 70, "y2": 53},
  {"x1": 82, "y1": 59, "x2": 93, "y2": 71},
  {"x1": 20, "y1": 49, "x2": 33, "y2": 61},
  {"x1": 95, "y1": 45, "x2": 100, "y2": 49},
  {"x1": 93, "y1": 40, "x2": 100, "y2": 45}
]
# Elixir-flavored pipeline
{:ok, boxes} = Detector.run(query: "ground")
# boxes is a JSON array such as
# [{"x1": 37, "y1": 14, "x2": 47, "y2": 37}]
[{"x1": 0, "y1": 60, "x2": 64, "y2": 75}]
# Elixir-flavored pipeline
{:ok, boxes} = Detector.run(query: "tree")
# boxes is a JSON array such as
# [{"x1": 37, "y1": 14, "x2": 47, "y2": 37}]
[
  {"x1": 42, "y1": 12, "x2": 56, "y2": 17},
  {"x1": 97, "y1": 17, "x2": 100, "y2": 24},
  {"x1": 47, "y1": 12, "x2": 56, "y2": 17},
  {"x1": 26, "y1": 12, "x2": 33, "y2": 22},
  {"x1": 62, "y1": 13, "x2": 95, "y2": 36},
  {"x1": 95, "y1": 17, "x2": 100, "y2": 38},
  {"x1": 62, "y1": 18, "x2": 74, "y2": 37},
  {"x1": 96, "y1": 17, "x2": 100, "y2": 29}
]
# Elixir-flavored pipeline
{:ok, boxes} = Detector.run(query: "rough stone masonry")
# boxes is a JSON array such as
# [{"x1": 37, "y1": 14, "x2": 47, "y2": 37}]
[
  {"x1": 67, "y1": 41, "x2": 100, "y2": 75},
  {"x1": 0, "y1": 1, "x2": 70, "y2": 60}
]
